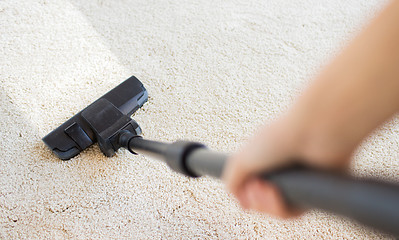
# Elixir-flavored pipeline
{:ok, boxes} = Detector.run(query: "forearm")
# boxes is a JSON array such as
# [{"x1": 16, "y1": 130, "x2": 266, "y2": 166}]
[{"x1": 289, "y1": 0, "x2": 399, "y2": 158}]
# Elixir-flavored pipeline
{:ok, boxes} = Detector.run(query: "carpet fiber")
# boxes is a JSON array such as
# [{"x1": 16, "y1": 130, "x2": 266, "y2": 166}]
[{"x1": 1, "y1": 0, "x2": 398, "y2": 239}]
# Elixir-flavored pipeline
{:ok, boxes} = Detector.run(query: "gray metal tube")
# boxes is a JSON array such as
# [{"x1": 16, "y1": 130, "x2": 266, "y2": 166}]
[
  {"x1": 185, "y1": 148, "x2": 399, "y2": 236},
  {"x1": 128, "y1": 137, "x2": 168, "y2": 159},
  {"x1": 185, "y1": 149, "x2": 227, "y2": 178}
]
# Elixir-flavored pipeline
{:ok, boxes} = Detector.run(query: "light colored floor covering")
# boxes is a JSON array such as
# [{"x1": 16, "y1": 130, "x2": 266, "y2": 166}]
[{"x1": 1, "y1": 0, "x2": 398, "y2": 239}]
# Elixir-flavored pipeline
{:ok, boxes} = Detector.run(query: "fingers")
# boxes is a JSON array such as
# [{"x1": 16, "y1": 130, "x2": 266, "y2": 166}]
[
  {"x1": 222, "y1": 122, "x2": 304, "y2": 218},
  {"x1": 223, "y1": 126, "x2": 280, "y2": 197},
  {"x1": 243, "y1": 178, "x2": 303, "y2": 218},
  {"x1": 223, "y1": 144, "x2": 275, "y2": 206},
  {"x1": 223, "y1": 146, "x2": 300, "y2": 218},
  {"x1": 223, "y1": 150, "x2": 253, "y2": 203}
]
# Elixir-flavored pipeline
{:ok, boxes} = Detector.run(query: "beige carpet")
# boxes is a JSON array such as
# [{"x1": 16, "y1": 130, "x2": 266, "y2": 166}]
[{"x1": 1, "y1": 0, "x2": 398, "y2": 239}]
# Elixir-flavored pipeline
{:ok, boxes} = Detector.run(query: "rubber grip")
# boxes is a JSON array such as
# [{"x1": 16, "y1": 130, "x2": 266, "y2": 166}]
[{"x1": 185, "y1": 148, "x2": 399, "y2": 236}]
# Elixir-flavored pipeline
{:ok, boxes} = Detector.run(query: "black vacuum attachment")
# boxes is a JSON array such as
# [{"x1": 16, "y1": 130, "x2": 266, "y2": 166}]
[
  {"x1": 43, "y1": 76, "x2": 147, "y2": 160},
  {"x1": 43, "y1": 76, "x2": 399, "y2": 236}
]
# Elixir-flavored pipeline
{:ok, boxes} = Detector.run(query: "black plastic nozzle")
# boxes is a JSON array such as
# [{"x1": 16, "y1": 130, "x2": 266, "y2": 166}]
[{"x1": 42, "y1": 76, "x2": 148, "y2": 160}]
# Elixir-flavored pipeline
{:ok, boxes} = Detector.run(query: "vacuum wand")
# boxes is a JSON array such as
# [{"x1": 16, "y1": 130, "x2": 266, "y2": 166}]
[{"x1": 125, "y1": 134, "x2": 399, "y2": 236}]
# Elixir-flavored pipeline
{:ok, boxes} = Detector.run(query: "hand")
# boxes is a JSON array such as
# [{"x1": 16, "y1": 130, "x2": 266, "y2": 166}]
[{"x1": 222, "y1": 116, "x2": 353, "y2": 218}]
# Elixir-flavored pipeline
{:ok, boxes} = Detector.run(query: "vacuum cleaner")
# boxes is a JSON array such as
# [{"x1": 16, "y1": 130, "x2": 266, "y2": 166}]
[{"x1": 43, "y1": 76, "x2": 399, "y2": 236}]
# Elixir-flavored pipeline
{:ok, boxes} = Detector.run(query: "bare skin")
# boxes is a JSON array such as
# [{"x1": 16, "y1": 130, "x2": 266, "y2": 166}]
[{"x1": 223, "y1": 0, "x2": 399, "y2": 218}]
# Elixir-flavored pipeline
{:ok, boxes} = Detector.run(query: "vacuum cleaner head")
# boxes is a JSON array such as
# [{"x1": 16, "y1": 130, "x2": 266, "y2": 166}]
[{"x1": 42, "y1": 76, "x2": 148, "y2": 160}]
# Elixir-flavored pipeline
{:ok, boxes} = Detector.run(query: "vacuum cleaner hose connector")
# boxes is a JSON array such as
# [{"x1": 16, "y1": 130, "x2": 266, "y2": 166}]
[{"x1": 118, "y1": 130, "x2": 142, "y2": 154}]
